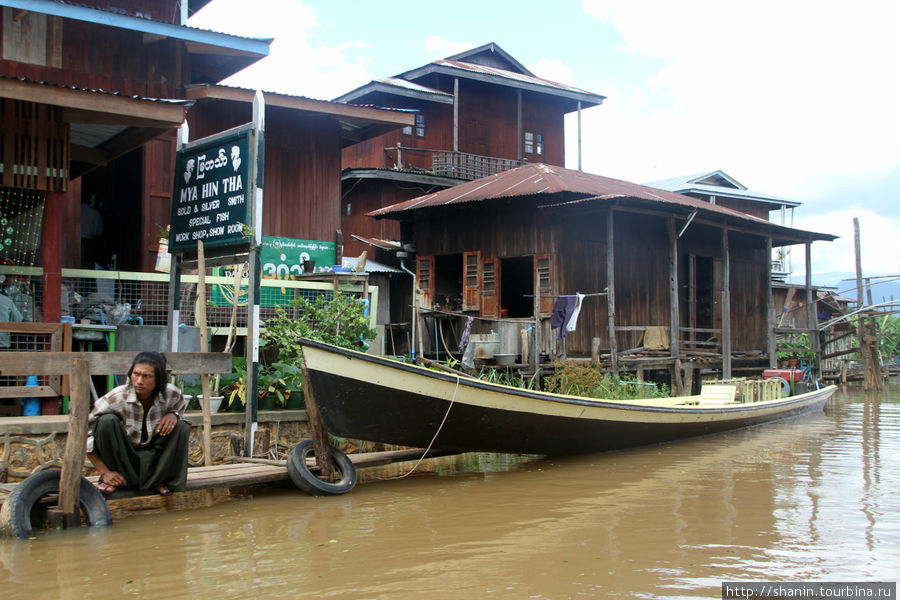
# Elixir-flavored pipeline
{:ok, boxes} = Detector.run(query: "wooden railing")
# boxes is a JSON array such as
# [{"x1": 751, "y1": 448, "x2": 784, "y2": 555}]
[{"x1": 388, "y1": 146, "x2": 524, "y2": 181}]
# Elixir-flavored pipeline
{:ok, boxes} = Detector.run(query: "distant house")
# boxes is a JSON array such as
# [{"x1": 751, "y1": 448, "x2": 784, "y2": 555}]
[
  {"x1": 368, "y1": 162, "x2": 836, "y2": 392},
  {"x1": 334, "y1": 42, "x2": 605, "y2": 335},
  {"x1": 648, "y1": 170, "x2": 803, "y2": 280},
  {"x1": 335, "y1": 42, "x2": 606, "y2": 261}
]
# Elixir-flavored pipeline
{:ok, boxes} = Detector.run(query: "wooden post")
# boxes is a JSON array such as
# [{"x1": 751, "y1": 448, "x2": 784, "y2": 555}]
[
  {"x1": 721, "y1": 228, "x2": 732, "y2": 379},
  {"x1": 606, "y1": 210, "x2": 618, "y2": 371},
  {"x1": 591, "y1": 337, "x2": 601, "y2": 363},
  {"x1": 668, "y1": 218, "x2": 680, "y2": 370},
  {"x1": 300, "y1": 362, "x2": 334, "y2": 479},
  {"x1": 766, "y1": 236, "x2": 777, "y2": 368},
  {"x1": 804, "y1": 241, "x2": 821, "y2": 380},
  {"x1": 197, "y1": 241, "x2": 212, "y2": 467},
  {"x1": 58, "y1": 358, "x2": 90, "y2": 528}
]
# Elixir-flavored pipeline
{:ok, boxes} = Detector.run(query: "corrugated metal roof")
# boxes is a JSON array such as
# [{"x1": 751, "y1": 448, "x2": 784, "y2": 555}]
[
  {"x1": 377, "y1": 77, "x2": 453, "y2": 97},
  {"x1": 647, "y1": 170, "x2": 799, "y2": 207},
  {"x1": 368, "y1": 163, "x2": 708, "y2": 216},
  {"x1": 367, "y1": 163, "x2": 836, "y2": 243},
  {"x1": 433, "y1": 59, "x2": 600, "y2": 98}
]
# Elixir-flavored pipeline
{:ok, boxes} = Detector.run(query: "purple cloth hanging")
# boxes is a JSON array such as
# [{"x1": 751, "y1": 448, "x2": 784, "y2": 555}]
[{"x1": 550, "y1": 295, "x2": 576, "y2": 338}]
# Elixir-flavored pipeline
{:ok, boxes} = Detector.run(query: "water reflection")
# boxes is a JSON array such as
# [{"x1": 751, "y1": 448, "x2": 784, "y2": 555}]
[{"x1": 1, "y1": 382, "x2": 897, "y2": 599}]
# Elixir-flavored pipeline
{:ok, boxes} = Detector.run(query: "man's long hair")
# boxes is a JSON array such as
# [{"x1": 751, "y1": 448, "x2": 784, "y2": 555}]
[{"x1": 128, "y1": 351, "x2": 168, "y2": 397}]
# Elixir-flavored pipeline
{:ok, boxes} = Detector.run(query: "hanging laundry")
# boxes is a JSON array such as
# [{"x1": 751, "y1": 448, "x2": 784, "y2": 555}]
[
  {"x1": 566, "y1": 292, "x2": 584, "y2": 333},
  {"x1": 551, "y1": 295, "x2": 576, "y2": 338}
]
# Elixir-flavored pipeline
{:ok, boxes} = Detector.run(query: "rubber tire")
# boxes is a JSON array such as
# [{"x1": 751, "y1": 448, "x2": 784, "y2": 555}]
[
  {"x1": 0, "y1": 470, "x2": 112, "y2": 539},
  {"x1": 772, "y1": 376, "x2": 792, "y2": 398},
  {"x1": 286, "y1": 440, "x2": 357, "y2": 496}
]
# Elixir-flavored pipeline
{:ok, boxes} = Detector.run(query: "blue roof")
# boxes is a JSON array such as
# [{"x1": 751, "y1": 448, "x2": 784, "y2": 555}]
[{"x1": 647, "y1": 170, "x2": 800, "y2": 208}]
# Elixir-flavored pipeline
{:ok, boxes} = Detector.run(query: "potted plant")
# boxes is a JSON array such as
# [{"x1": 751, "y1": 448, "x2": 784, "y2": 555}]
[{"x1": 776, "y1": 334, "x2": 815, "y2": 368}]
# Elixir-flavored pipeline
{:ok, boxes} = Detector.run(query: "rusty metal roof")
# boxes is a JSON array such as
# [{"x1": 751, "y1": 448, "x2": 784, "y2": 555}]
[
  {"x1": 367, "y1": 163, "x2": 836, "y2": 244},
  {"x1": 367, "y1": 163, "x2": 707, "y2": 215}
]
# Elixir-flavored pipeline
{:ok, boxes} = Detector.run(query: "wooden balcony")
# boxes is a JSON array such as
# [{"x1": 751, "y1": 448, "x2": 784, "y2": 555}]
[{"x1": 389, "y1": 146, "x2": 524, "y2": 181}]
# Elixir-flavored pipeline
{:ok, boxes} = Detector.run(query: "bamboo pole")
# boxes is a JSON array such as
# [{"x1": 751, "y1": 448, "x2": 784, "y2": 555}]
[{"x1": 58, "y1": 358, "x2": 90, "y2": 528}]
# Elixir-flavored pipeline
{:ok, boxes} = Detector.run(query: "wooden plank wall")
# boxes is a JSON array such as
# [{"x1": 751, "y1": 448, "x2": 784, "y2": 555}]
[{"x1": 189, "y1": 103, "x2": 343, "y2": 244}]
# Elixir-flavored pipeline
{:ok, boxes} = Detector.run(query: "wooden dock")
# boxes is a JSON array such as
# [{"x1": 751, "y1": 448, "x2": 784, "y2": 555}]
[{"x1": 0, "y1": 448, "x2": 456, "y2": 507}]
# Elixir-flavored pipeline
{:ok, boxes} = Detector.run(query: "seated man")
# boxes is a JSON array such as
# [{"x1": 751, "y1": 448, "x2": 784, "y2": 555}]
[{"x1": 86, "y1": 351, "x2": 189, "y2": 496}]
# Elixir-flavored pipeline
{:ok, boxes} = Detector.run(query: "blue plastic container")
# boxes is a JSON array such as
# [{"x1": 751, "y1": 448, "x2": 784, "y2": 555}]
[{"x1": 20, "y1": 376, "x2": 40, "y2": 416}]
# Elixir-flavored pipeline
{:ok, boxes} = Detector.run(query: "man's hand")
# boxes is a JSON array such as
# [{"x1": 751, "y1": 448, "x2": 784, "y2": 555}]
[{"x1": 155, "y1": 412, "x2": 179, "y2": 436}]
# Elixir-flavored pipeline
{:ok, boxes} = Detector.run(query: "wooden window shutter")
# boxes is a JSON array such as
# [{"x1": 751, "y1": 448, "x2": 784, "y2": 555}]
[
  {"x1": 480, "y1": 258, "x2": 499, "y2": 318},
  {"x1": 462, "y1": 251, "x2": 480, "y2": 311},
  {"x1": 535, "y1": 254, "x2": 554, "y2": 317},
  {"x1": 416, "y1": 256, "x2": 435, "y2": 309}
]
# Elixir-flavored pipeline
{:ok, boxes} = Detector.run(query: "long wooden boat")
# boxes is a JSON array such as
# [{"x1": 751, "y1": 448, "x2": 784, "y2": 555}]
[{"x1": 300, "y1": 339, "x2": 838, "y2": 456}]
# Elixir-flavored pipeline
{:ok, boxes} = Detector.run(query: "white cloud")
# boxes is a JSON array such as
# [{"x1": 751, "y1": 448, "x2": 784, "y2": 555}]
[
  {"x1": 793, "y1": 209, "x2": 900, "y2": 277},
  {"x1": 189, "y1": 0, "x2": 371, "y2": 99},
  {"x1": 531, "y1": 59, "x2": 576, "y2": 86},
  {"x1": 578, "y1": 0, "x2": 900, "y2": 205},
  {"x1": 422, "y1": 36, "x2": 474, "y2": 59}
]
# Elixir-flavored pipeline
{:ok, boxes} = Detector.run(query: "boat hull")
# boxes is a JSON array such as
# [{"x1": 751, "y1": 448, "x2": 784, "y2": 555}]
[{"x1": 300, "y1": 340, "x2": 837, "y2": 456}]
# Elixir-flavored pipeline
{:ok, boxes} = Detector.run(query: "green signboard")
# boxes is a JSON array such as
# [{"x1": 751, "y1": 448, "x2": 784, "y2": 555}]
[
  {"x1": 261, "y1": 236, "x2": 335, "y2": 279},
  {"x1": 169, "y1": 129, "x2": 252, "y2": 253},
  {"x1": 211, "y1": 236, "x2": 336, "y2": 307}
]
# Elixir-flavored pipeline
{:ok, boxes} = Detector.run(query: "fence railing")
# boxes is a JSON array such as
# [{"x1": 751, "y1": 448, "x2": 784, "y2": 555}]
[
  {"x1": 388, "y1": 146, "x2": 524, "y2": 181},
  {"x1": 0, "y1": 266, "x2": 377, "y2": 335}
]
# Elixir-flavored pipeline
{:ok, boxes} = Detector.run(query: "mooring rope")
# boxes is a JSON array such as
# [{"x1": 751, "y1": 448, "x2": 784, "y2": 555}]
[{"x1": 377, "y1": 374, "x2": 460, "y2": 480}]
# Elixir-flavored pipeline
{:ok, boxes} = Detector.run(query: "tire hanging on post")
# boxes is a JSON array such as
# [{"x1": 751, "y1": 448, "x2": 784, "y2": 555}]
[
  {"x1": 0, "y1": 470, "x2": 112, "y2": 539},
  {"x1": 286, "y1": 440, "x2": 357, "y2": 496}
]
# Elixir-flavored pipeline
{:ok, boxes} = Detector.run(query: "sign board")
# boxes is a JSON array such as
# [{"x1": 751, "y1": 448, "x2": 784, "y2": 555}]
[
  {"x1": 169, "y1": 128, "x2": 252, "y2": 252},
  {"x1": 211, "y1": 236, "x2": 336, "y2": 307}
]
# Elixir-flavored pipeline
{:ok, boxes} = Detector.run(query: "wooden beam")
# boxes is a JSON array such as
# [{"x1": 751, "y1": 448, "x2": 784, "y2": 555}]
[
  {"x1": 0, "y1": 78, "x2": 186, "y2": 127},
  {"x1": 721, "y1": 228, "x2": 732, "y2": 379},
  {"x1": 184, "y1": 85, "x2": 414, "y2": 128},
  {"x1": 766, "y1": 235, "x2": 776, "y2": 368},
  {"x1": 606, "y1": 210, "x2": 618, "y2": 371},
  {"x1": 300, "y1": 362, "x2": 334, "y2": 480},
  {"x1": 58, "y1": 358, "x2": 89, "y2": 528},
  {"x1": 668, "y1": 218, "x2": 680, "y2": 359},
  {"x1": 0, "y1": 352, "x2": 232, "y2": 376}
]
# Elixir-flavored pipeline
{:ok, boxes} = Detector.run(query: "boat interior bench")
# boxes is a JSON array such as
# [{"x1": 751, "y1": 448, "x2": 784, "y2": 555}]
[{"x1": 698, "y1": 384, "x2": 738, "y2": 405}]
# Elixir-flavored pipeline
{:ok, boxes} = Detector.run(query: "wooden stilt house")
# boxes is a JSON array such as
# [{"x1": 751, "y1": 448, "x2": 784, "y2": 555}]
[{"x1": 368, "y1": 163, "x2": 837, "y2": 392}]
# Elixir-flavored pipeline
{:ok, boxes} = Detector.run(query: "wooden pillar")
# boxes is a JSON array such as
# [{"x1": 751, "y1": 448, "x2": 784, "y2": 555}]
[
  {"x1": 576, "y1": 100, "x2": 583, "y2": 171},
  {"x1": 58, "y1": 358, "x2": 90, "y2": 528},
  {"x1": 804, "y1": 241, "x2": 820, "y2": 380},
  {"x1": 454, "y1": 78, "x2": 460, "y2": 153},
  {"x1": 606, "y1": 210, "x2": 618, "y2": 371},
  {"x1": 516, "y1": 89, "x2": 522, "y2": 161},
  {"x1": 766, "y1": 236, "x2": 777, "y2": 368},
  {"x1": 668, "y1": 218, "x2": 680, "y2": 360},
  {"x1": 721, "y1": 228, "x2": 731, "y2": 379},
  {"x1": 41, "y1": 191, "x2": 64, "y2": 322},
  {"x1": 300, "y1": 362, "x2": 334, "y2": 479}
]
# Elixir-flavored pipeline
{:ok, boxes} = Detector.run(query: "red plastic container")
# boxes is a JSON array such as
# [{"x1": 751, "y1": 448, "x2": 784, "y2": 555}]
[{"x1": 762, "y1": 368, "x2": 803, "y2": 382}]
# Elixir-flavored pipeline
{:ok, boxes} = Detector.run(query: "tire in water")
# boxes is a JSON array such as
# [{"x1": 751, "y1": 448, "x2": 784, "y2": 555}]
[
  {"x1": 0, "y1": 469, "x2": 112, "y2": 539},
  {"x1": 286, "y1": 439, "x2": 357, "y2": 496}
]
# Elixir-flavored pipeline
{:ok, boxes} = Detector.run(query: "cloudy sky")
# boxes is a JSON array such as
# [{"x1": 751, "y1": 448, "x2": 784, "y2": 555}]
[{"x1": 189, "y1": 0, "x2": 900, "y2": 283}]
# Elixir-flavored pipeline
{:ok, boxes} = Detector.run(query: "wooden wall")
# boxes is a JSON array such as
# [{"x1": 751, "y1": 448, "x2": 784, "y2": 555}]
[
  {"x1": 340, "y1": 77, "x2": 568, "y2": 172},
  {"x1": 0, "y1": 9, "x2": 183, "y2": 98},
  {"x1": 188, "y1": 101, "x2": 342, "y2": 243},
  {"x1": 407, "y1": 201, "x2": 772, "y2": 357}
]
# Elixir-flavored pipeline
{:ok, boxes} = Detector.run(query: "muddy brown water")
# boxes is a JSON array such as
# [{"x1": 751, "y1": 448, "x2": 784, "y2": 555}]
[{"x1": 1, "y1": 382, "x2": 898, "y2": 599}]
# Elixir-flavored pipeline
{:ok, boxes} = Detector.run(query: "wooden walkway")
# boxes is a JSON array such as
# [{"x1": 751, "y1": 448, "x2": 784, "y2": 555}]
[{"x1": 0, "y1": 448, "x2": 456, "y2": 506}]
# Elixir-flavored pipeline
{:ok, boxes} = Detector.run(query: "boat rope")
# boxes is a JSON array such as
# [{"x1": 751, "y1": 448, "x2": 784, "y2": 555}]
[{"x1": 377, "y1": 374, "x2": 460, "y2": 480}]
